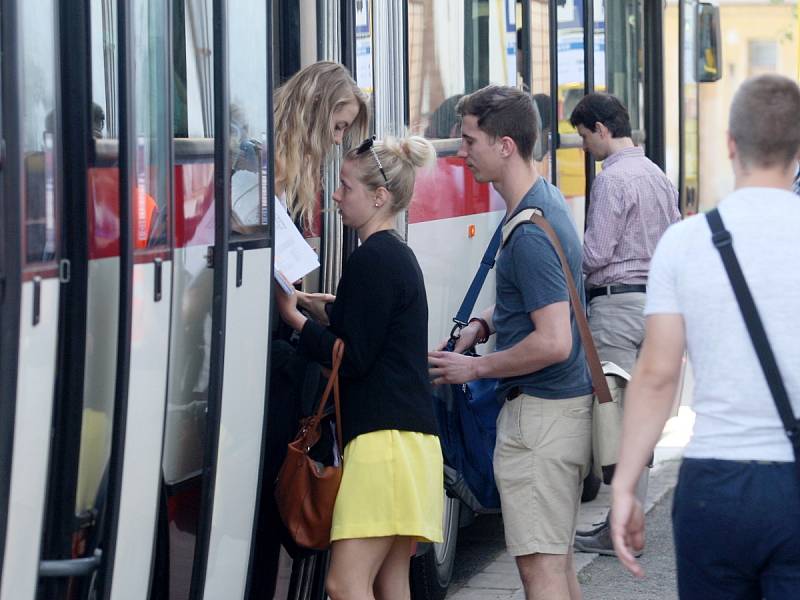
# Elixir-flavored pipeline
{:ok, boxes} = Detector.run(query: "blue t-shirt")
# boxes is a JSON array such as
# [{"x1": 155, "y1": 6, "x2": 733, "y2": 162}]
[{"x1": 493, "y1": 178, "x2": 593, "y2": 400}]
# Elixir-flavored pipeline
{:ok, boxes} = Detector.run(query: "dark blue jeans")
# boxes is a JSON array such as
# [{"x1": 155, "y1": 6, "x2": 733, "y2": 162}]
[{"x1": 673, "y1": 458, "x2": 800, "y2": 599}]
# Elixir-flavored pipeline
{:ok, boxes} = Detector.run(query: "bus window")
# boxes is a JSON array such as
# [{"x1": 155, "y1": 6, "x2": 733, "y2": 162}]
[{"x1": 408, "y1": 0, "x2": 519, "y2": 140}]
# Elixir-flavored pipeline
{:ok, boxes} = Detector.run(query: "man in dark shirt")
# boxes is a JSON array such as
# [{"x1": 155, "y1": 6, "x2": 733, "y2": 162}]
[
  {"x1": 569, "y1": 93, "x2": 680, "y2": 556},
  {"x1": 429, "y1": 86, "x2": 592, "y2": 600}
]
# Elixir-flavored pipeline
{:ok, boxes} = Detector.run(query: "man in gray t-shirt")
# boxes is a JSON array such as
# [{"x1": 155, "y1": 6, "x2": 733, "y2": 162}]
[
  {"x1": 610, "y1": 75, "x2": 800, "y2": 598},
  {"x1": 494, "y1": 178, "x2": 591, "y2": 402},
  {"x1": 429, "y1": 86, "x2": 591, "y2": 600}
]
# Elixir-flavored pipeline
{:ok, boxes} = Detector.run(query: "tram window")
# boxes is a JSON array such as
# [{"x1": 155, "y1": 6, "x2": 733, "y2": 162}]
[
  {"x1": 229, "y1": 0, "x2": 269, "y2": 236},
  {"x1": 21, "y1": 0, "x2": 59, "y2": 266},
  {"x1": 604, "y1": 0, "x2": 645, "y2": 133},
  {"x1": 174, "y1": 0, "x2": 214, "y2": 140},
  {"x1": 90, "y1": 0, "x2": 118, "y2": 142},
  {"x1": 130, "y1": 0, "x2": 170, "y2": 250},
  {"x1": 355, "y1": 0, "x2": 374, "y2": 97},
  {"x1": 697, "y1": 4, "x2": 722, "y2": 82},
  {"x1": 408, "y1": 0, "x2": 519, "y2": 140},
  {"x1": 555, "y1": 0, "x2": 588, "y2": 222},
  {"x1": 521, "y1": 0, "x2": 553, "y2": 176}
]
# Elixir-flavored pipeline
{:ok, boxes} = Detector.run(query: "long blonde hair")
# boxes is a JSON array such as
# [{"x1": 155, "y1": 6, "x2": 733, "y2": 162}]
[
  {"x1": 345, "y1": 136, "x2": 437, "y2": 214},
  {"x1": 274, "y1": 62, "x2": 370, "y2": 226}
]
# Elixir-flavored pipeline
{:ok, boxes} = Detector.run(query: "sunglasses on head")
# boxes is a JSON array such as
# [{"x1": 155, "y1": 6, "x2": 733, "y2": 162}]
[{"x1": 355, "y1": 135, "x2": 389, "y2": 185}]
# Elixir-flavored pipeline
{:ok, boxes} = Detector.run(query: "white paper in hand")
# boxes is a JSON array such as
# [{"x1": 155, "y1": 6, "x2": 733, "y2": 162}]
[{"x1": 274, "y1": 202, "x2": 320, "y2": 287}]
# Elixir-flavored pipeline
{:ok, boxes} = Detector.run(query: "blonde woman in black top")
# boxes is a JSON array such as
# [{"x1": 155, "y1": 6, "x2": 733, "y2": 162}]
[{"x1": 276, "y1": 135, "x2": 442, "y2": 600}]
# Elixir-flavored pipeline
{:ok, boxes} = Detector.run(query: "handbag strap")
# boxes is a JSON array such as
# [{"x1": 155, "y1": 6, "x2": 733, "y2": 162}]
[
  {"x1": 502, "y1": 208, "x2": 612, "y2": 404},
  {"x1": 314, "y1": 338, "x2": 345, "y2": 455},
  {"x1": 452, "y1": 221, "x2": 504, "y2": 328},
  {"x1": 706, "y1": 209, "x2": 800, "y2": 469}
]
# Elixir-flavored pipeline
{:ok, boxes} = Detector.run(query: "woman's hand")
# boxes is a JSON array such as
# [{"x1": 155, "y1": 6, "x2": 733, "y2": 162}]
[
  {"x1": 296, "y1": 291, "x2": 336, "y2": 325},
  {"x1": 274, "y1": 284, "x2": 307, "y2": 331}
]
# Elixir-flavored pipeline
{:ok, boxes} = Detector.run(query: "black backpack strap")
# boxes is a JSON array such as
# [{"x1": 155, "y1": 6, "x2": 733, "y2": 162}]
[{"x1": 706, "y1": 209, "x2": 800, "y2": 477}]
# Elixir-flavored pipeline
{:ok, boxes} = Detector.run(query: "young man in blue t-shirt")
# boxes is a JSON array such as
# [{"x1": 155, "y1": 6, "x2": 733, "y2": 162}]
[{"x1": 428, "y1": 86, "x2": 592, "y2": 600}]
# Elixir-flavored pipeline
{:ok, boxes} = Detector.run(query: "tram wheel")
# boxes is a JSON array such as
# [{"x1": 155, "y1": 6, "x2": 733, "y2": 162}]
[{"x1": 409, "y1": 493, "x2": 460, "y2": 600}]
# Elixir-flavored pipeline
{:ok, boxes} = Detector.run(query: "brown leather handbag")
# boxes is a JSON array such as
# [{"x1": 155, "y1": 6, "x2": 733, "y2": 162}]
[{"x1": 275, "y1": 338, "x2": 345, "y2": 550}]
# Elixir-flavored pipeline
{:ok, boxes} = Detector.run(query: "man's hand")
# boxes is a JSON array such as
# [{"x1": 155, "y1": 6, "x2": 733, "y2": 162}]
[
  {"x1": 296, "y1": 291, "x2": 335, "y2": 325},
  {"x1": 428, "y1": 351, "x2": 480, "y2": 385},
  {"x1": 610, "y1": 486, "x2": 646, "y2": 578},
  {"x1": 434, "y1": 321, "x2": 481, "y2": 353}
]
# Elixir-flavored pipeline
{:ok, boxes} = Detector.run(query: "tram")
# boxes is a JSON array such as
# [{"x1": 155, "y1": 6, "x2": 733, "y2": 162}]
[{"x1": 0, "y1": 0, "x2": 719, "y2": 599}]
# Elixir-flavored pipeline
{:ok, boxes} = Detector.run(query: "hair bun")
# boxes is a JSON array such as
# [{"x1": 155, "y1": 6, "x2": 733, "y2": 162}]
[{"x1": 382, "y1": 135, "x2": 436, "y2": 170}]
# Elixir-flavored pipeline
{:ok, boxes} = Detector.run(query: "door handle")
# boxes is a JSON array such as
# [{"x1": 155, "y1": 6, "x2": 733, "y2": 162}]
[
  {"x1": 154, "y1": 257, "x2": 162, "y2": 302},
  {"x1": 236, "y1": 246, "x2": 244, "y2": 287},
  {"x1": 39, "y1": 548, "x2": 102, "y2": 578},
  {"x1": 32, "y1": 276, "x2": 41, "y2": 326}
]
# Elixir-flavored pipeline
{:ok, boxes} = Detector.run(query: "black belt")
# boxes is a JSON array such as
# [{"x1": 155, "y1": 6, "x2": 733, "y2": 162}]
[
  {"x1": 505, "y1": 387, "x2": 523, "y2": 402},
  {"x1": 587, "y1": 284, "x2": 647, "y2": 301}
]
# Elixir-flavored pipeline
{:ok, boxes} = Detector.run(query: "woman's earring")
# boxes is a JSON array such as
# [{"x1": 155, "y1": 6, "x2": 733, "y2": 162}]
[{"x1": 374, "y1": 202, "x2": 379, "y2": 207}]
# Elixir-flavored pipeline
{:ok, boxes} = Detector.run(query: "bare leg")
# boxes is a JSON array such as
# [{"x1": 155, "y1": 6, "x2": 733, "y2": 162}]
[
  {"x1": 326, "y1": 536, "x2": 395, "y2": 600},
  {"x1": 566, "y1": 550, "x2": 583, "y2": 600},
  {"x1": 516, "y1": 553, "x2": 578, "y2": 600},
  {"x1": 373, "y1": 536, "x2": 414, "y2": 600}
]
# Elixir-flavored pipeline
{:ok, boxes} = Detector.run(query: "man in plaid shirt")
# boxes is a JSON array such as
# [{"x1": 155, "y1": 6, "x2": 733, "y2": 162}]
[{"x1": 569, "y1": 93, "x2": 680, "y2": 556}]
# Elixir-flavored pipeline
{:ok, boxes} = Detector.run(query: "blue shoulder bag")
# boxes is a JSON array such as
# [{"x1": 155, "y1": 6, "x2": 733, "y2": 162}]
[{"x1": 434, "y1": 222, "x2": 503, "y2": 512}]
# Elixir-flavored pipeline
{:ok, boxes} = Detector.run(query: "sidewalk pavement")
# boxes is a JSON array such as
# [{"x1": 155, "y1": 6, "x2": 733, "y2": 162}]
[{"x1": 445, "y1": 406, "x2": 695, "y2": 600}]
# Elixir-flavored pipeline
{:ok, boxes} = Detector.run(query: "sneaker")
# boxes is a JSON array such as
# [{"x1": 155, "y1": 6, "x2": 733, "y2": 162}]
[{"x1": 573, "y1": 523, "x2": 643, "y2": 558}]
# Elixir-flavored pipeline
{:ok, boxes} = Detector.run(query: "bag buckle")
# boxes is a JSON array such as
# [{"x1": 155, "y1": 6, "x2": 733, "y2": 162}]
[
  {"x1": 711, "y1": 229, "x2": 732, "y2": 248},
  {"x1": 448, "y1": 321, "x2": 466, "y2": 351}
]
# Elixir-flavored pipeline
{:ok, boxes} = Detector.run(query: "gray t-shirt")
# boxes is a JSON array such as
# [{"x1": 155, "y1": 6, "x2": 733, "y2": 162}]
[
  {"x1": 493, "y1": 178, "x2": 592, "y2": 400},
  {"x1": 646, "y1": 187, "x2": 800, "y2": 461}
]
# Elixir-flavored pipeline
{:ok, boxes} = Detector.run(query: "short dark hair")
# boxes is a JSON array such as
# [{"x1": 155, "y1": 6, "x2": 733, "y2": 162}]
[
  {"x1": 456, "y1": 86, "x2": 538, "y2": 161},
  {"x1": 730, "y1": 74, "x2": 800, "y2": 169},
  {"x1": 569, "y1": 93, "x2": 632, "y2": 138}
]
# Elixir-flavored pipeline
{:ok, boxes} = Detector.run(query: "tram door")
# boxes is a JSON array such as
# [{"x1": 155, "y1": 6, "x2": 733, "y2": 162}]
[
  {"x1": 0, "y1": 0, "x2": 64, "y2": 598},
  {"x1": 191, "y1": 1, "x2": 274, "y2": 598},
  {"x1": 100, "y1": 0, "x2": 174, "y2": 598},
  {"x1": 157, "y1": 1, "x2": 274, "y2": 598}
]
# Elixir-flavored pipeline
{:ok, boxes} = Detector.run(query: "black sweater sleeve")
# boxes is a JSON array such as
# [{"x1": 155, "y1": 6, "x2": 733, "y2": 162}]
[{"x1": 297, "y1": 242, "x2": 395, "y2": 378}]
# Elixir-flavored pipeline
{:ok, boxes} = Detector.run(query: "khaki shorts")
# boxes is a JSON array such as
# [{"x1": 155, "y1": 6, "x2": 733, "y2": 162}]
[{"x1": 493, "y1": 393, "x2": 592, "y2": 556}]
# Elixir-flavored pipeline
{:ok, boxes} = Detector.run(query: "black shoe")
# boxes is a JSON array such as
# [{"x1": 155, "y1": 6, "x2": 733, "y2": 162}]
[{"x1": 573, "y1": 523, "x2": 643, "y2": 558}]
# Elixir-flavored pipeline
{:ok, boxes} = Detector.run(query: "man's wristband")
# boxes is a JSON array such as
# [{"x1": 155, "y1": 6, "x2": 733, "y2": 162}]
[{"x1": 468, "y1": 317, "x2": 491, "y2": 344}]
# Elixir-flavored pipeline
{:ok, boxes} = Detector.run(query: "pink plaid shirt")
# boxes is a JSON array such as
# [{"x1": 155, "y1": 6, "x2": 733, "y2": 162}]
[{"x1": 583, "y1": 146, "x2": 680, "y2": 288}]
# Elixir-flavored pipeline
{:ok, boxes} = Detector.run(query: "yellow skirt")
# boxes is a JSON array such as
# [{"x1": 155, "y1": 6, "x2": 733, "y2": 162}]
[{"x1": 331, "y1": 430, "x2": 444, "y2": 543}]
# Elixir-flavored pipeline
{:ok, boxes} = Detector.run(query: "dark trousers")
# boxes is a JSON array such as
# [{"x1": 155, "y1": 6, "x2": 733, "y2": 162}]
[{"x1": 672, "y1": 458, "x2": 800, "y2": 599}]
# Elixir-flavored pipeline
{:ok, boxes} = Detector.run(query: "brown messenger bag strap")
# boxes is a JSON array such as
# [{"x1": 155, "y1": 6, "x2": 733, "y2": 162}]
[
  {"x1": 525, "y1": 213, "x2": 613, "y2": 404},
  {"x1": 314, "y1": 338, "x2": 345, "y2": 454}
]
